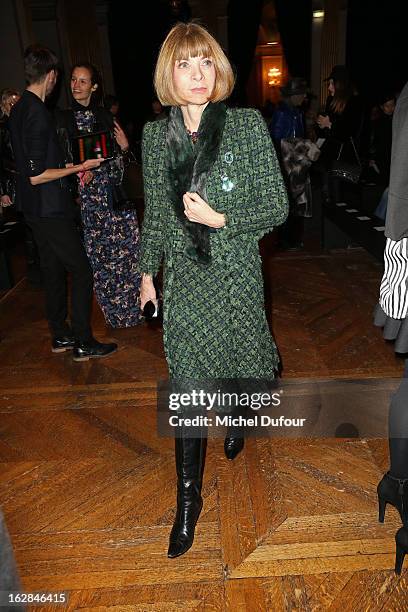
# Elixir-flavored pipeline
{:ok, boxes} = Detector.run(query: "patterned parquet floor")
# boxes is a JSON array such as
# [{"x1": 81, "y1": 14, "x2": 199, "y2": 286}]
[{"x1": 1, "y1": 237, "x2": 407, "y2": 611}]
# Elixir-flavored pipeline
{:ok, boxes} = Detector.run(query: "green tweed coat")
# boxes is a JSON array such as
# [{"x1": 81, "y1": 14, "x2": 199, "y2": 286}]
[{"x1": 139, "y1": 107, "x2": 288, "y2": 379}]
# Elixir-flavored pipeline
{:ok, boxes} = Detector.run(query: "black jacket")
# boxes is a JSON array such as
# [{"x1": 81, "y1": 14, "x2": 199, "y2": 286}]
[
  {"x1": 9, "y1": 90, "x2": 74, "y2": 218},
  {"x1": 319, "y1": 95, "x2": 364, "y2": 167},
  {"x1": 369, "y1": 112, "x2": 393, "y2": 183},
  {"x1": 0, "y1": 117, "x2": 16, "y2": 198}
]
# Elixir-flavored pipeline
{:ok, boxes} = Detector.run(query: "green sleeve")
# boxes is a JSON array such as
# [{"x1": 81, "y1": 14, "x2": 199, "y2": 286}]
[
  {"x1": 223, "y1": 109, "x2": 289, "y2": 239},
  {"x1": 138, "y1": 122, "x2": 165, "y2": 276}
]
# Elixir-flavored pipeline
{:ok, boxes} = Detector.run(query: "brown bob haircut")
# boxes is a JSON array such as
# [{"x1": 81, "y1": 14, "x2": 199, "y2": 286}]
[{"x1": 154, "y1": 22, "x2": 235, "y2": 106}]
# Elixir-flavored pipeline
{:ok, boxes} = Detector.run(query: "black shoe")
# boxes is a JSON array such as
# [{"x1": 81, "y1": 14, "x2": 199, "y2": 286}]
[
  {"x1": 395, "y1": 526, "x2": 408, "y2": 574},
  {"x1": 52, "y1": 335, "x2": 75, "y2": 353},
  {"x1": 73, "y1": 338, "x2": 118, "y2": 362},
  {"x1": 377, "y1": 472, "x2": 408, "y2": 525},
  {"x1": 168, "y1": 437, "x2": 206, "y2": 558},
  {"x1": 224, "y1": 436, "x2": 244, "y2": 460}
]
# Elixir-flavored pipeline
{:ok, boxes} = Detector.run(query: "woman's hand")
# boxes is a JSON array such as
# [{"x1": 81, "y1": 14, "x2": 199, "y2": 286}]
[
  {"x1": 0, "y1": 195, "x2": 12, "y2": 207},
  {"x1": 82, "y1": 171, "x2": 94, "y2": 185},
  {"x1": 139, "y1": 274, "x2": 157, "y2": 311},
  {"x1": 113, "y1": 119, "x2": 129, "y2": 152},
  {"x1": 81, "y1": 159, "x2": 104, "y2": 171},
  {"x1": 76, "y1": 160, "x2": 103, "y2": 187},
  {"x1": 316, "y1": 114, "x2": 332, "y2": 129},
  {"x1": 76, "y1": 160, "x2": 102, "y2": 188},
  {"x1": 183, "y1": 192, "x2": 226, "y2": 228}
]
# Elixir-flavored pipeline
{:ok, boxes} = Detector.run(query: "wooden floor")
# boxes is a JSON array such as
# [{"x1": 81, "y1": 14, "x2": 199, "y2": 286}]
[{"x1": 1, "y1": 239, "x2": 408, "y2": 611}]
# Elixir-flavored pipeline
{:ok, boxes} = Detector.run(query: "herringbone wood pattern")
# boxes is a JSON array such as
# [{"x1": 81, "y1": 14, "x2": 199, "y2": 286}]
[{"x1": 1, "y1": 241, "x2": 407, "y2": 611}]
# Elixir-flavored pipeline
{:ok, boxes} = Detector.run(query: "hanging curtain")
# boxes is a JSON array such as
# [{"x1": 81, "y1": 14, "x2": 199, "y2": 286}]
[
  {"x1": 347, "y1": 0, "x2": 407, "y2": 100},
  {"x1": 227, "y1": 0, "x2": 264, "y2": 105},
  {"x1": 274, "y1": 0, "x2": 312, "y2": 79}
]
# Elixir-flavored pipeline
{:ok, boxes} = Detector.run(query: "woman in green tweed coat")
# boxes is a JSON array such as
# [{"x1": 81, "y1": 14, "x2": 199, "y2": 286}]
[{"x1": 139, "y1": 23, "x2": 288, "y2": 559}]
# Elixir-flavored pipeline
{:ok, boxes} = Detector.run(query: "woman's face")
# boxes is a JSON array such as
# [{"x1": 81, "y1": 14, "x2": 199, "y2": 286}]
[
  {"x1": 328, "y1": 79, "x2": 335, "y2": 96},
  {"x1": 173, "y1": 56, "x2": 216, "y2": 105},
  {"x1": 71, "y1": 67, "x2": 96, "y2": 106}
]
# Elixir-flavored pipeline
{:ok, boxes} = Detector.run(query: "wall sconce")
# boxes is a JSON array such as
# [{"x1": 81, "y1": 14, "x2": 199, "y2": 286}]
[
  {"x1": 268, "y1": 67, "x2": 282, "y2": 86},
  {"x1": 267, "y1": 42, "x2": 278, "y2": 45},
  {"x1": 313, "y1": 10, "x2": 325, "y2": 18}
]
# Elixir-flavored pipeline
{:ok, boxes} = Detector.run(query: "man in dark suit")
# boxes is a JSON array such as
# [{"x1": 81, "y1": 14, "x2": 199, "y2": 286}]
[{"x1": 9, "y1": 44, "x2": 117, "y2": 360}]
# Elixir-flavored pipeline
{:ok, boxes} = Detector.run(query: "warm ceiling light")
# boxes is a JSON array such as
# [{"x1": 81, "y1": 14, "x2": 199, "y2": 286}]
[
  {"x1": 267, "y1": 67, "x2": 282, "y2": 85},
  {"x1": 267, "y1": 42, "x2": 278, "y2": 45},
  {"x1": 313, "y1": 10, "x2": 325, "y2": 18}
]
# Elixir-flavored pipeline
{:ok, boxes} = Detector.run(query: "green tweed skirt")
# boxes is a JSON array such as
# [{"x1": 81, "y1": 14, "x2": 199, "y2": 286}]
[{"x1": 162, "y1": 237, "x2": 279, "y2": 380}]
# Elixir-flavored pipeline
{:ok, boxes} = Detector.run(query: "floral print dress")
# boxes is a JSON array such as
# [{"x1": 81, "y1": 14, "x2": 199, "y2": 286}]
[{"x1": 75, "y1": 109, "x2": 141, "y2": 327}]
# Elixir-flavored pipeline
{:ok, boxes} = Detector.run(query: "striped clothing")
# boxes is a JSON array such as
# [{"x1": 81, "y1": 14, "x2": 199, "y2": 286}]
[{"x1": 379, "y1": 238, "x2": 408, "y2": 319}]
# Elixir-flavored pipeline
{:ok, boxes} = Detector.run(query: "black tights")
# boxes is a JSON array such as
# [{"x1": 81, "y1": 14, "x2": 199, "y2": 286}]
[{"x1": 389, "y1": 360, "x2": 408, "y2": 479}]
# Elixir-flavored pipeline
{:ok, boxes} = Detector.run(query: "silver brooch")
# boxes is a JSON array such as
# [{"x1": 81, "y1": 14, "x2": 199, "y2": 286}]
[
  {"x1": 224, "y1": 151, "x2": 234, "y2": 164},
  {"x1": 221, "y1": 175, "x2": 234, "y2": 192}
]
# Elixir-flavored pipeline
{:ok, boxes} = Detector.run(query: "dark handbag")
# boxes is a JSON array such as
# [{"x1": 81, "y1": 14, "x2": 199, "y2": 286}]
[
  {"x1": 111, "y1": 150, "x2": 139, "y2": 211},
  {"x1": 328, "y1": 137, "x2": 362, "y2": 184},
  {"x1": 111, "y1": 182, "x2": 136, "y2": 211}
]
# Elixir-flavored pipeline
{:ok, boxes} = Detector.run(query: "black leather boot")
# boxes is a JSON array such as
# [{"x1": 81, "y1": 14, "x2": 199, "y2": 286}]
[
  {"x1": 223, "y1": 399, "x2": 245, "y2": 460},
  {"x1": 395, "y1": 526, "x2": 408, "y2": 574},
  {"x1": 377, "y1": 472, "x2": 408, "y2": 525},
  {"x1": 224, "y1": 435, "x2": 244, "y2": 460},
  {"x1": 167, "y1": 435, "x2": 206, "y2": 558}
]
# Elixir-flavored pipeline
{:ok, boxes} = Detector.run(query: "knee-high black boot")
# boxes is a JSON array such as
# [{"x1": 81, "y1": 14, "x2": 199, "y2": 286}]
[
  {"x1": 377, "y1": 361, "x2": 408, "y2": 573},
  {"x1": 224, "y1": 418, "x2": 244, "y2": 460},
  {"x1": 167, "y1": 435, "x2": 207, "y2": 558},
  {"x1": 223, "y1": 383, "x2": 245, "y2": 460},
  {"x1": 224, "y1": 433, "x2": 244, "y2": 460},
  {"x1": 377, "y1": 373, "x2": 408, "y2": 526}
]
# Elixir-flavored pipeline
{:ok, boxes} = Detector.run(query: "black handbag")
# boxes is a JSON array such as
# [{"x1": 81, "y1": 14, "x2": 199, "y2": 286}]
[
  {"x1": 111, "y1": 150, "x2": 139, "y2": 211},
  {"x1": 111, "y1": 182, "x2": 136, "y2": 211},
  {"x1": 328, "y1": 137, "x2": 362, "y2": 184}
]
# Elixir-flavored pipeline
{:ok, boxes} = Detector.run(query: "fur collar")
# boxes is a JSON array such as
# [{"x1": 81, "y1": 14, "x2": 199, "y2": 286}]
[{"x1": 166, "y1": 102, "x2": 227, "y2": 264}]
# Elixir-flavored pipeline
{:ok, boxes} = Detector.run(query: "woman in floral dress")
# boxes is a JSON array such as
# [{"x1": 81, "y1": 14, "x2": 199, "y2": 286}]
[{"x1": 57, "y1": 63, "x2": 141, "y2": 327}]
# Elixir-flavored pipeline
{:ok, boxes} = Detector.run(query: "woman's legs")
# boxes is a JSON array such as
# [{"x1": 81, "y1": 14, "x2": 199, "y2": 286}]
[
  {"x1": 388, "y1": 361, "x2": 408, "y2": 479},
  {"x1": 377, "y1": 368, "x2": 408, "y2": 573},
  {"x1": 388, "y1": 367, "x2": 408, "y2": 573},
  {"x1": 389, "y1": 437, "x2": 408, "y2": 479},
  {"x1": 168, "y1": 429, "x2": 207, "y2": 558}
]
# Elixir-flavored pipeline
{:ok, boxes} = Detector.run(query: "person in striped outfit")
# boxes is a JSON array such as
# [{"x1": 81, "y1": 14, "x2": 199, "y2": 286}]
[{"x1": 374, "y1": 81, "x2": 408, "y2": 573}]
